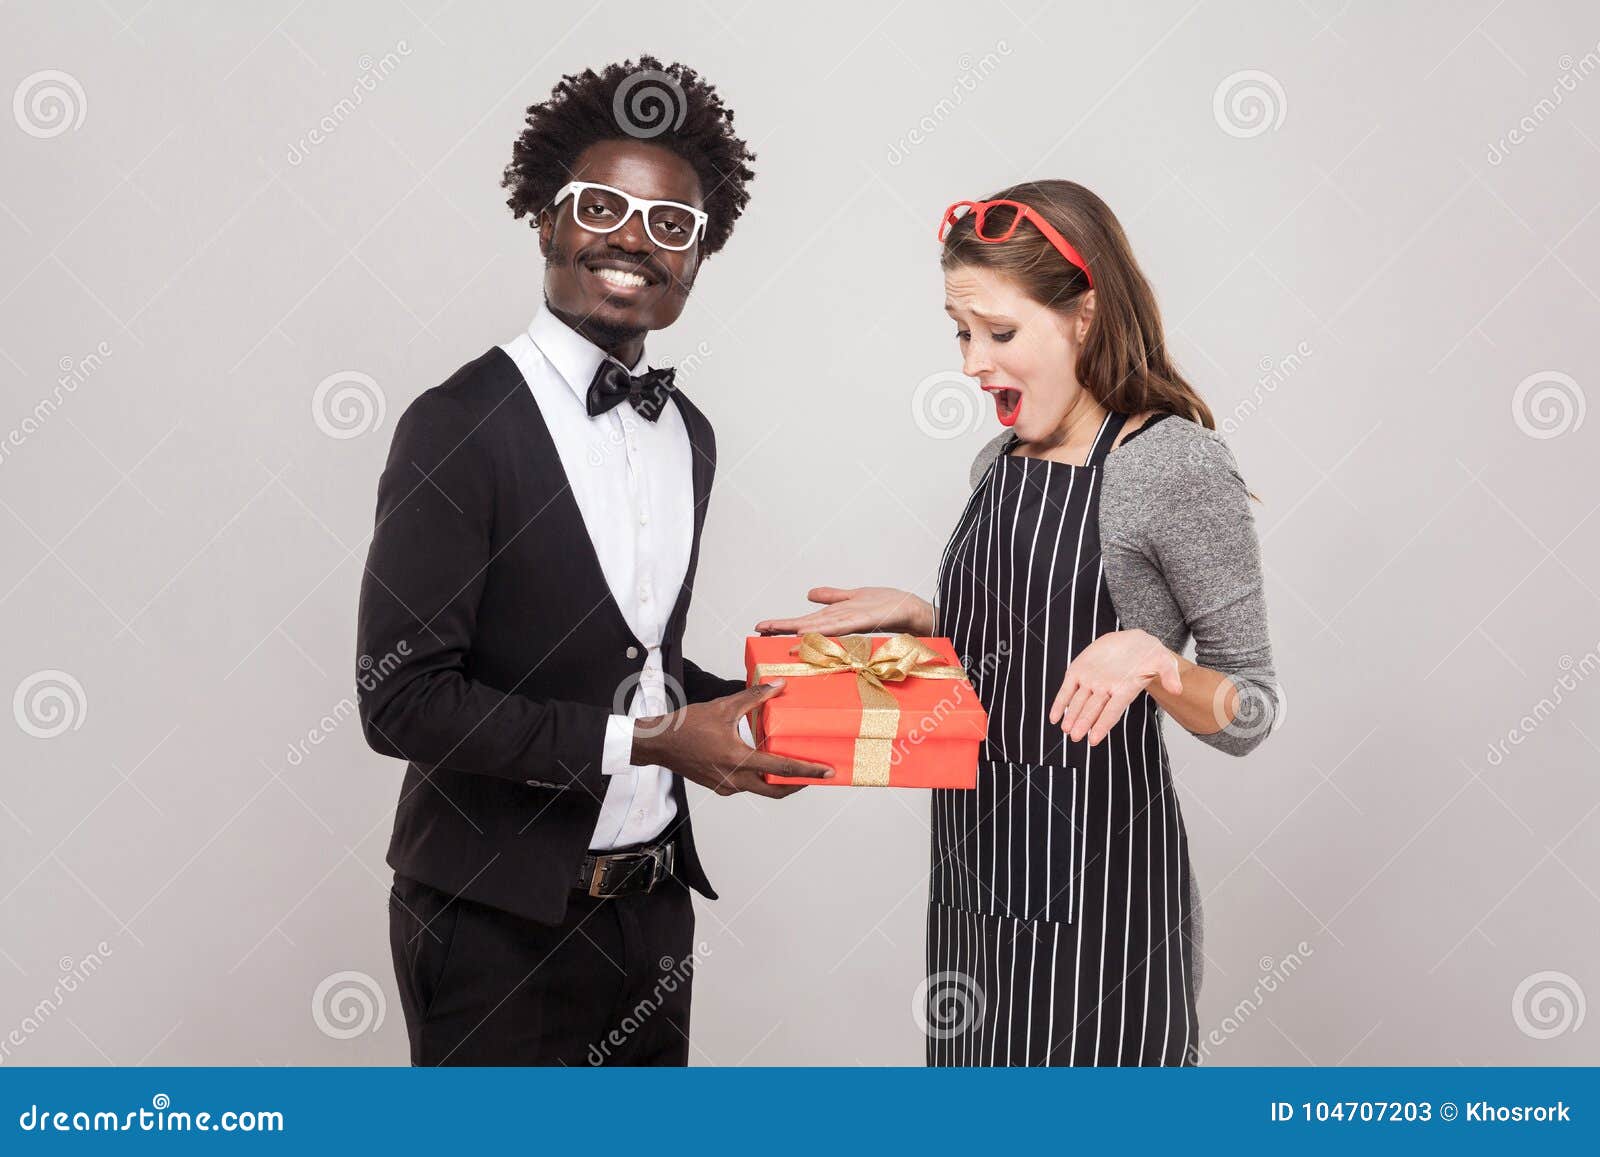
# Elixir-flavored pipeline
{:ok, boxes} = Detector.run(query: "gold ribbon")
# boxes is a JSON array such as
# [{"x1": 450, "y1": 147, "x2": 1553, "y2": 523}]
[{"x1": 751, "y1": 633, "x2": 967, "y2": 786}]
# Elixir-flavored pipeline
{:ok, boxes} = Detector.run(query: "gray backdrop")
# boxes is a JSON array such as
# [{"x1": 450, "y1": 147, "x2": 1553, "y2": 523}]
[{"x1": 2, "y1": 0, "x2": 1597, "y2": 1066}]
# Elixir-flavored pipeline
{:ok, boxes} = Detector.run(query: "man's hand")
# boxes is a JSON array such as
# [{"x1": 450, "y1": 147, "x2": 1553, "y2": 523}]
[{"x1": 632, "y1": 679, "x2": 835, "y2": 798}]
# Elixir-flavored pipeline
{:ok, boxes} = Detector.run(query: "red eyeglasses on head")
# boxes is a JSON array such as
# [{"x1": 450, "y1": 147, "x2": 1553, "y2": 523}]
[{"x1": 937, "y1": 198, "x2": 1093, "y2": 288}]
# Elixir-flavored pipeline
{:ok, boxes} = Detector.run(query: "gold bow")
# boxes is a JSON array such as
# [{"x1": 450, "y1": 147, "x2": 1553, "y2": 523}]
[{"x1": 751, "y1": 634, "x2": 967, "y2": 786}]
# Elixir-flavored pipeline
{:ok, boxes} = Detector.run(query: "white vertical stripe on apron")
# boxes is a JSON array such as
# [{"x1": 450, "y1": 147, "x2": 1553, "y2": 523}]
[{"x1": 926, "y1": 411, "x2": 1197, "y2": 1067}]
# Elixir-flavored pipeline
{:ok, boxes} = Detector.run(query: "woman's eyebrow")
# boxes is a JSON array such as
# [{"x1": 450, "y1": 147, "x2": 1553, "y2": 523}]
[{"x1": 949, "y1": 306, "x2": 1017, "y2": 325}]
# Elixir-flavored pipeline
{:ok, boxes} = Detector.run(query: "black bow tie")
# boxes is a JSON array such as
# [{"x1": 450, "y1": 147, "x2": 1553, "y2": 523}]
[{"x1": 585, "y1": 360, "x2": 675, "y2": 422}]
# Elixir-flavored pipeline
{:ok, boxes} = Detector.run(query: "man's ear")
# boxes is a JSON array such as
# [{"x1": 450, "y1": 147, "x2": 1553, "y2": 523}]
[
  {"x1": 680, "y1": 250, "x2": 703, "y2": 288},
  {"x1": 536, "y1": 209, "x2": 553, "y2": 259}
]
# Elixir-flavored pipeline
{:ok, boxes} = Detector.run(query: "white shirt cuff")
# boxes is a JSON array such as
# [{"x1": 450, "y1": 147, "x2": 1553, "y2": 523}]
[
  {"x1": 603, "y1": 714, "x2": 638, "y2": 775},
  {"x1": 607, "y1": 708, "x2": 753, "y2": 770}
]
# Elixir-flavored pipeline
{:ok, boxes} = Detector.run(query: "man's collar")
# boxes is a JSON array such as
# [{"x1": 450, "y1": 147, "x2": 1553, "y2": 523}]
[{"x1": 528, "y1": 301, "x2": 648, "y2": 405}]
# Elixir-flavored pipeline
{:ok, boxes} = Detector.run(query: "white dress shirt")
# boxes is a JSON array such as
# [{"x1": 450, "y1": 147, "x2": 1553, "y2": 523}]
[{"x1": 501, "y1": 304, "x2": 738, "y2": 851}]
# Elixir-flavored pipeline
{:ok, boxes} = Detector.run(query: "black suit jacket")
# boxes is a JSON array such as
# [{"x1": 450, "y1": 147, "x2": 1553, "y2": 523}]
[{"x1": 356, "y1": 347, "x2": 743, "y2": 925}]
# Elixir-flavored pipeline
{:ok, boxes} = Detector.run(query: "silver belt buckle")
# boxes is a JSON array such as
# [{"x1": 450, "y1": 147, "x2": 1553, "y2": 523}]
[
  {"x1": 587, "y1": 842, "x2": 672, "y2": 898},
  {"x1": 586, "y1": 856, "x2": 610, "y2": 897}
]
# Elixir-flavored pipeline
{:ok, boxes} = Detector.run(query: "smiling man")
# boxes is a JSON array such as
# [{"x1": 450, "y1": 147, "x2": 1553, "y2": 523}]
[{"x1": 356, "y1": 58, "x2": 831, "y2": 1067}]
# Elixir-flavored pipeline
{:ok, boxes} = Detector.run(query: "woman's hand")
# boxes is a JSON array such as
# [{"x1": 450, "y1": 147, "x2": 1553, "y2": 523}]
[
  {"x1": 754, "y1": 587, "x2": 935, "y2": 637},
  {"x1": 1050, "y1": 629, "x2": 1183, "y2": 746}
]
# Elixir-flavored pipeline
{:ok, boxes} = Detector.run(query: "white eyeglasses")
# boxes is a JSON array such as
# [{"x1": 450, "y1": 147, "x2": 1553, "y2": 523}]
[{"x1": 547, "y1": 180, "x2": 708, "y2": 251}]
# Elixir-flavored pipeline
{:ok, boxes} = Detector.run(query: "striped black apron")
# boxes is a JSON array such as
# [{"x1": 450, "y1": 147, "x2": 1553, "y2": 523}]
[{"x1": 926, "y1": 411, "x2": 1199, "y2": 1066}]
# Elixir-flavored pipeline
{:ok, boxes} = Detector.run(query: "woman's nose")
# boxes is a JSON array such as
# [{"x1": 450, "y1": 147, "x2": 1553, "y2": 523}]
[{"x1": 961, "y1": 348, "x2": 990, "y2": 378}]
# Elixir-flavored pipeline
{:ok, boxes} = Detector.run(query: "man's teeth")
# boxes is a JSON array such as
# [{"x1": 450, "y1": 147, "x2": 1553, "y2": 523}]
[{"x1": 593, "y1": 267, "x2": 649, "y2": 288}]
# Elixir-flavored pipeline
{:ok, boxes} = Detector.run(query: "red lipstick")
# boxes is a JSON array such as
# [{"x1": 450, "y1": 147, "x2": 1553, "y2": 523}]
[{"x1": 981, "y1": 384, "x2": 1022, "y2": 428}]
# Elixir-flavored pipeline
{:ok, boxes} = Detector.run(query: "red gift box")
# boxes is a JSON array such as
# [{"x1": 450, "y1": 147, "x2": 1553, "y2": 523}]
[{"x1": 744, "y1": 633, "x2": 985, "y2": 788}]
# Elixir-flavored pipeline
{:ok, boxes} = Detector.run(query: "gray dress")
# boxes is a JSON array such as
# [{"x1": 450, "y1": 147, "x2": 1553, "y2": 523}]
[{"x1": 966, "y1": 412, "x2": 1285, "y2": 1002}]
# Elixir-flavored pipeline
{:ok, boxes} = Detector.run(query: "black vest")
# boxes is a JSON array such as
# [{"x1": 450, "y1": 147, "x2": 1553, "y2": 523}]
[{"x1": 364, "y1": 348, "x2": 722, "y2": 925}]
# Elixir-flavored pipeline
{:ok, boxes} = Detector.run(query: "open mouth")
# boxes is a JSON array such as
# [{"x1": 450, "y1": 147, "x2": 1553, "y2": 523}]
[
  {"x1": 583, "y1": 259, "x2": 658, "y2": 295},
  {"x1": 982, "y1": 385, "x2": 1022, "y2": 427}
]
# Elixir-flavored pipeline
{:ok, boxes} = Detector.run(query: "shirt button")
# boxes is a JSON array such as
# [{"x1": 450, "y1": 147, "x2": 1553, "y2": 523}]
[
  {"x1": 625, "y1": 645, "x2": 639, "y2": 659},
  {"x1": 638, "y1": 510, "x2": 649, "y2": 525},
  {"x1": 639, "y1": 586, "x2": 651, "y2": 603}
]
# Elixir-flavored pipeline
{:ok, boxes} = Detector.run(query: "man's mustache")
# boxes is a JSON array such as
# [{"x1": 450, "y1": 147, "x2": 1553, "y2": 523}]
[{"x1": 577, "y1": 247, "x2": 672, "y2": 287}]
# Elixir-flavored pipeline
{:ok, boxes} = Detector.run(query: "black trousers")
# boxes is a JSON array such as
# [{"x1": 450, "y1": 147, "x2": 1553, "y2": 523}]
[{"x1": 388, "y1": 868, "x2": 697, "y2": 1066}]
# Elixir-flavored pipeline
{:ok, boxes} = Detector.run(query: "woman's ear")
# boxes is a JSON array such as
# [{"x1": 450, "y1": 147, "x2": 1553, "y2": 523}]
[{"x1": 1075, "y1": 289, "x2": 1096, "y2": 344}]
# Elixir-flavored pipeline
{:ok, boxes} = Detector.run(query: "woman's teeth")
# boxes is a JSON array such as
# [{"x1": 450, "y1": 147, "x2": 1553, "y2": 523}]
[
  {"x1": 990, "y1": 388, "x2": 1021, "y2": 426},
  {"x1": 593, "y1": 267, "x2": 650, "y2": 289}
]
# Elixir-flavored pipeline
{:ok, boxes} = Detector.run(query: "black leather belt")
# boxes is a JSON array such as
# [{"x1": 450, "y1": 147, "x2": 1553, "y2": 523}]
[{"x1": 575, "y1": 839, "x2": 677, "y2": 898}]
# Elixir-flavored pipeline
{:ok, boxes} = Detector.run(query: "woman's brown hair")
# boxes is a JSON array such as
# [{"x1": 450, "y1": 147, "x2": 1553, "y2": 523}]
[{"x1": 939, "y1": 179, "x2": 1216, "y2": 431}]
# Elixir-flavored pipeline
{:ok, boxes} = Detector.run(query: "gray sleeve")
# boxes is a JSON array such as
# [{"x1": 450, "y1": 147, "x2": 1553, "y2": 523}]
[
  {"x1": 1119, "y1": 425, "x2": 1283, "y2": 756},
  {"x1": 971, "y1": 420, "x2": 1283, "y2": 756},
  {"x1": 970, "y1": 430, "x2": 1012, "y2": 488},
  {"x1": 1189, "y1": 873, "x2": 1204, "y2": 997}
]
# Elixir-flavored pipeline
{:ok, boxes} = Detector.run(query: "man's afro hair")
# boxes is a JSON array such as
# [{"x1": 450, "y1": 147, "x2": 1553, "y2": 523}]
[{"x1": 502, "y1": 56, "x2": 756, "y2": 257}]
